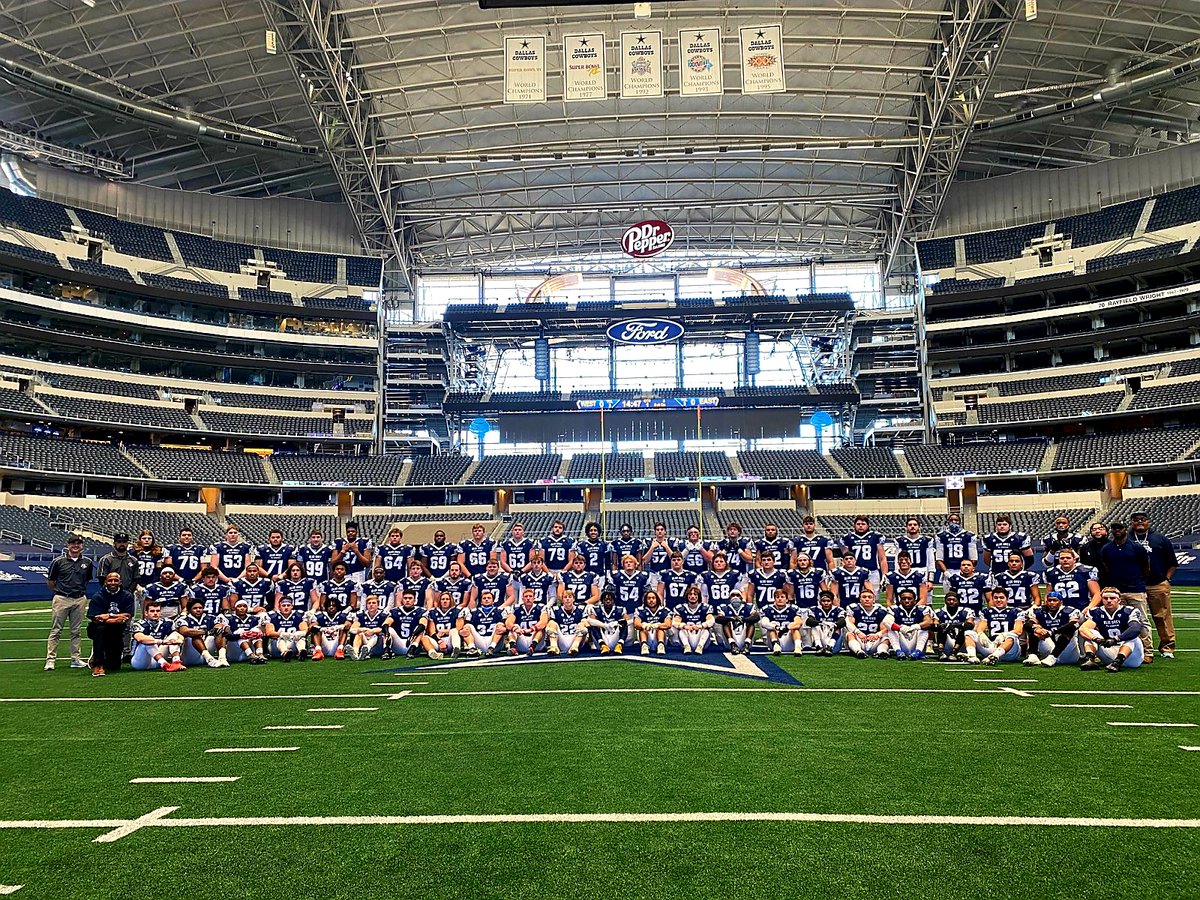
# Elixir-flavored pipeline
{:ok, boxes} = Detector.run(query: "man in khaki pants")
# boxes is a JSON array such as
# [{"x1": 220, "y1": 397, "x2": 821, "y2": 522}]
[
  {"x1": 1130, "y1": 511, "x2": 1178, "y2": 659},
  {"x1": 45, "y1": 535, "x2": 96, "y2": 670}
]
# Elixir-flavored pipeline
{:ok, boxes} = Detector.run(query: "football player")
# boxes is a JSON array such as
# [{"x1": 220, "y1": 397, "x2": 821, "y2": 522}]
[
  {"x1": 539, "y1": 520, "x2": 574, "y2": 573},
  {"x1": 384, "y1": 588, "x2": 427, "y2": 660},
  {"x1": 308, "y1": 596, "x2": 353, "y2": 661},
  {"x1": 1079, "y1": 588, "x2": 1145, "y2": 672},
  {"x1": 295, "y1": 530, "x2": 334, "y2": 582},
  {"x1": 805, "y1": 590, "x2": 845, "y2": 656},
  {"x1": 506, "y1": 587, "x2": 548, "y2": 656},
  {"x1": 789, "y1": 552, "x2": 827, "y2": 608},
  {"x1": 715, "y1": 588, "x2": 759, "y2": 654},
  {"x1": 610, "y1": 553, "x2": 652, "y2": 618},
  {"x1": 993, "y1": 552, "x2": 1041, "y2": 611},
  {"x1": 362, "y1": 564, "x2": 396, "y2": 612},
  {"x1": 333, "y1": 520, "x2": 373, "y2": 585},
  {"x1": 224, "y1": 598, "x2": 267, "y2": 664},
  {"x1": 209, "y1": 525, "x2": 254, "y2": 585},
  {"x1": 843, "y1": 515, "x2": 888, "y2": 581},
  {"x1": 894, "y1": 517, "x2": 936, "y2": 575},
  {"x1": 351, "y1": 595, "x2": 389, "y2": 660},
  {"x1": 1041, "y1": 515, "x2": 1082, "y2": 566},
  {"x1": 460, "y1": 589, "x2": 509, "y2": 656},
  {"x1": 674, "y1": 526, "x2": 713, "y2": 576},
  {"x1": 981, "y1": 515, "x2": 1033, "y2": 575},
  {"x1": 421, "y1": 591, "x2": 459, "y2": 659},
  {"x1": 759, "y1": 587, "x2": 804, "y2": 656},
  {"x1": 887, "y1": 588, "x2": 932, "y2": 660},
  {"x1": 633, "y1": 590, "x2": 672, "y2": 655},
  {"x1": 192, "y1": 566, "x2": 231, "y2": 615},
  {"x1": 420, "y1": 530, "x2": 458, "y2": 580},
  {"x1": 276, "y1": 560, "x2": 318, "y2": 614},
  {"x1": 1022, "y1": 590, "x2": 1081, "y2": 667},
  {"x1": 518, "y1": 553, "x2": 559, "y2": 607},
  {"x1": 264, "y1": 596, "x2": 309, "y2": 661},
  {"x1": 320, "y1": 561, "x2": 360, "y2": 613},
  {"x1": 673, "y1": 586, "x2": 715, "y2": 655},
  {"x1": 547, "y1": 593, "x2": 587, "y2": 655},
  {"x1": 943, "y1": 558, "x2": 993, "y2": 613},
  {"x1": 641, "y1": 522, "x2": 674, "y2": 575},
  {"x1": 230, "y1": 561, "x2": 274, "y2": 614},
  {"x1": 165, "y1": 527, "x2": 206, "y2": 584},
  {"x1": 700, "y1": 552, "x2": 745, "y2": 607},
  {"x1": 790, "y1": 516, "x2": 833, "y2": 573},
  {"x1": 574, "y1": 522, "x2": 610, "y2": 577},
  {"x1": 658, "y1": 553, "x2": 698, "y2": 610},
  {"x1": 471, "y1": 558, "x2": 514, "y2": 609},
  {"x1": 884, "y1": 552, "x2": 927, "y2": 606},
  {"x1": 377, "y1": 528, "x2": 414, "y2": 582},
  {"x1": 176, "y1": 597, "x2": 227, "y2": 668},
  {"x1": 933, "y1": 590, "x2": 974, "y2": 661},
  {"x1": 1043, "y1": 548, "x2": 1100, "y2": 612},
  {"x1": 585, "y1": 589, "x2": 627, "y2": 654},
  {"x1": 609, "y1": 523, "x2": 643, "y2": 572},
  {"x1": 965, "y1": 586, "x2": 1024, "y2": 665},
  {"x1": 845, "y1": 587, "x2": 892, "y2": 659},
  {"x1": 752, "y1": 523, "x2": 792, "y2": 570},
  {"x1": 432, "y1": 560, "x2": 469, "y2": 609},
  {"x1": 130, "y1": 600, "x2": 185, "y2": 671},
  {"x1": 935, "y1": 513, "x2": 977, "y2": 577},
  {"x1": 716, "y1": 522, "x2": 754, "y2": 573},
  {"x1": 458, "y1": 523, "x2": 496, "y2": 578},
  {"x1": 747, "y1": 551, "x2": 791, "y2": 608},
  {"x1": 500, "y1": 522, "x2": 535, "y2": 575},
  {"x1": 256, "y1": 528, "x2": 293, "y2": 582},
  {"x1": 132, "y1": 530, "x2": 166, "y2": 596},
  {"x1": 559, "y1": 553, "x2": 601, "y2": 607},
  {"x1": 142, "y1": 566, "x2": 190, "y2": 619},
  {"x1": 829, "y1": 551, "x2": 872, "y2": 606}
]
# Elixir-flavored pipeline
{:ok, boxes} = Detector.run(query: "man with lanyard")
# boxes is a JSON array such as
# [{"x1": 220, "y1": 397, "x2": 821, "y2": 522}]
[
  {"x1": 97, "y1": 532, "x2": 137, "y2": 663},
  {"x1": 1041, "y1": 515, "x2": 1083, "y2": 567},
  {"x1": 981, "y1": 515, "x2": 1033, "y2": 575},
  {"x1": 165, "y1": 527, "x2": 206, "y2": 585},
  {"x1": 1130, "y1": 511, "x2": 1178, "y2": 660},
  {"x1": 333, "y1": 520, "x2": 373, "y2": 585},
  {"x1": 935, "y1": 514, "x2": 976, "y2": 581},
  {"x1": 209, "y1": 525, "x2": 254, "y2": 586},
  {"x1": 1099, "y1": 522, "x2": 1153, "y2": 665},
  {"x1": 791, "y1": 516, "x2": 833, "y2": 574},
  {"x1": 842, "y1": 516, "x2": 888, "y2": 583},
  {"x1": 377, "y1": 527, "x2": 414, "y2": 582},
  {"x1": 894, "y1": 517, "x2": 935, "y2": 575},
  {"x1": 45, "y1": 534, "x2": 95, "y2": 671},
  {"x1": 256, "y1": 528, "x2": 294, "y2": 583},
  {"x1": 500, "y1": 522, "x2": 535, "y2": 575},
  {"x1": 295, "y1": 530, "x2": 334, "y2": 583}
]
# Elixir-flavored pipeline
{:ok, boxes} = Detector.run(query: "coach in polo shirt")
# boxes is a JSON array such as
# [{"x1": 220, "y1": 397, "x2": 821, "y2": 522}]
[
  {"x1": 1100, "y1": 522, "x2": 1153, "y2": 664},
  {"x1": 44, "y1": 534, "x2": 95, "y2": 671},
  {"x1": 1131, "y1": 511, "x2": 1178, "y2": 660}
]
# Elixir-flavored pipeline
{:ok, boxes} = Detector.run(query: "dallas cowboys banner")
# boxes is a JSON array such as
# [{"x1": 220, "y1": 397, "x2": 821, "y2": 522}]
[
  {"x1": 739, "y1": 25, "x2": 786, "y2": 94},
  {"x1": 503, "y1": 36, "x2": 546, "y2": 104},
  {"x1": 620, "y1": 30, "x2": 664, "y2": 99},
  {"x1": 564, "y1": 33, "x2": 607, "y2": 102},
  {"x1": 678, "y1": 28, "x2": 723, "y2": 97}
]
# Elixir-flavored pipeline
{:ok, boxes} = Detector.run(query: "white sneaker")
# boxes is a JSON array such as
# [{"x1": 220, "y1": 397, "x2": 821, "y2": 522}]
[
  {"x1": 681, "y1": 646, "x2": 691, "y2": 655},
  {"x1": 69, "y1": 659, "x2": 88, "y2": 669},
  {"x1": 640, "y1": 645, "x2": 650, "y2": 656},
  {"x1": 428, "y1": 649, "x2": 443, "y2": 660},
  {"x1": 218, "y1": 657, "x2": 231, "y2": 668},
  {"x1": 206, "y1": 658, "x2": 221, "y2": 668},
  {"x1": 656, "y1": 644, "x2": 666, "y2": 656},
  {"x1": 1040, "y1": 656, "x2": 1057, "y2": 667},
  {"x1": 1161, "y1": 649, "x2": 1175, "y2": 660},
  {"x1": 1023, "y1": 654, "x2": 1040, "y2": 666},
  {"x1": 43, "y1": 660, "x2": 54, "y2": 671}
]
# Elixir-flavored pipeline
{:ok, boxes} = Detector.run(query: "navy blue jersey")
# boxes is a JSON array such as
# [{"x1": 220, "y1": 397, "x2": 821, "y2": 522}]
[
  {"x1": 643, "y1": 539, "x2": 673, "y2": 574},
  {"x1": 791, "y1": 534, "x2": 832, "y2": 572},
  {"x1": 143, "y1": 581, "x2": 190, "y2": 612},
  {"x1": 309, "y1": 609, "x2": 352, "y2": 633},
  {"x1": 701, "y1": 569, "x2": 743, "y2": 605},
  {"x1": 810, "y1": 603, "x2": 844, "y2": 626},
  {"x1": 747, "y1": 569, "x2": 790, "y2": 606},
  {"x1": 673, "y1": 540, "x2": 711, "y2": 575},
  {"x1": 210, "y1": 541, "x2": 253, "y2": 580},
  {"x1": 321, "y1": 578, "x2": 359, "y2": 611},
  {"x1": 295, "y1": 544, "x2": 334, "y2": 581},
  {"x1": 425, "y1": 605, "x2": 461, "y2": 633},
  {"x1": 420, "y1": 542, "x2": 457, "y2": 579},
  {"x1": 717, "y1": 599, "x2": 757, "y2": 621},
  {"x1": 433, "y1": 576, "x2": 469, "y2": 607},
  {"x1": 539, "y1": 535, "x2": 574, "y2": 572},
  {"x1": 830, "y1": 566, "x2": 872, "y2": 604},
  {"x1": 230, "y1": 576, "x2": 273, "y2": 611},
  {"x1": 994, "y1": 570, "x2": 1040, "y2": 609},
  {"x1": 610, "y1": 570, "x2": 651, "y2": 612},
  {"x1": 981, "y1": 605, "x2": 1022, "y2": 637},
  {"x1": 134, "y1": 549, "x2": 164, "y2": 588},
  {"x1": 752, "y1": 537, "x2": 793, "y2": 569},
  {"x1": 134, "y1": 616, "x2": 176, "y2": 640},
  {"x1": 982, "y1": 532, "x2": 1031, "y2": 573},
  {"x1": 760, "y1": 602, "x2": 800, "y2": 630},
  {"x1": 386, "y1": 604, "x2": 425, "y2": 639},
  {"x1": 588, "y1": 601, "x2": 626, "y2": 625},
  {"x1": 789, "y1": 568, "x2": 827, "y2": 605},
  {"x1": 377, "y1": 543, "x2": 414, "y2": 581},
  {"x1": 459, "y1": 538, "x2": 496, "y2": 577},
  {"x1": 472, "y1": 573, "x2": 512, "y2": 605},
  {"x1": 658, "y1": 569, "x2": 698, "y2": 608},
  {"x1": 891, "y1": 602, "x2": 930, "y2": 629},
  {"x1": 334, "y1": 537, "x2": 373, "y2": 577},
  {"x1": 518, "y1": 571, "x2": 558, "y2": 606},
  {"x1": 1026, "y1": 605, "x2": 1079, "y2": 632},
  {"x1": 675, "y1": 601, "x2": 712, "y2": 626},
  {"x1": 885, "y1": 570, "x2": 925, "y2": 598},
  {"x1": 843, "y1": 531, "x2": 885, "y2": 572},
  {"x1": 223, "y1": 611, "x2": 265, "y2": 637},
  {"x1": 361, "y1": 579, "x2": 396, "y2": 606},
  {"x1": 551, "y1": 605, "x2": 585, "y2": 634},
  {"x1": 355, "y1": 608, "x2": 389, "y2": 630},
  {"x1": 610, "y1": 538, "x2": 643, "y2": 570},
  {"x1": 935, "y1": 606, "x2": 973, "y2": 630},
  {"x1": 560, "y1": 571, "x2": 599, "y2": 604},
  {"x1": 275, "y1": 577, "x2": 316, "y2": 613},
  {"x1": 1042, "y1": 531, "x2": 1083, "y2": 560},
  {"x1": 635, "y1": 604, "x2": 671, "y2": 626},
  {"x1": 192, "y1": 583, "x2": 230, "y2": 615},
  {"x1": 468, "y1": 603, "x2": 506, "y2": 633},
  {"x1": 575, "y1": 539, "x2": 610, "y2": 576},
  {"x1": 1087, "y1": 605, "x2": 1142, "y2": 641},
  {"x1": 256, "y1": 544, "x2": 294, "y2": 580},
  {"x1": 715, "y1": 536, "x2": 751, "y2": 572},
  {"x1": 936, "y1": 529, "x2": 976, "y2": 566},
  {"x1": 177, "y1": 611, "x2": 219, "y2": 634},
  {"x1": 510, "y1": 601, "x2": 546, "y2": 629},
  {"x1": 944, "y1": 571, "x2": 993, "y2": 611},
  {"x1": 848, "y1": 603, "x2": 889, "y2": 634},
  {"x1": 1043, "y1": 565, "x2": 1097, "y2": 610},
  {"x1": 501, "y1": 537, "x2": 534, "y2": 573},
  {"x1": 266, "y1": 609, "x2": 306, "y2": 632},
  {"x1": 165, "y1": 543, "x2": 205, "y2": 581},
  {"x1": 894, "y1": 535, "x2": 936, "y2": 570}
]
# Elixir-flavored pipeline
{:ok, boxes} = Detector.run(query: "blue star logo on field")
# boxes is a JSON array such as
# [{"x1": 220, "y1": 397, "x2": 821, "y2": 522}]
[{"x1": 372, "y1": 651, "x2": 802, "y2": 685}]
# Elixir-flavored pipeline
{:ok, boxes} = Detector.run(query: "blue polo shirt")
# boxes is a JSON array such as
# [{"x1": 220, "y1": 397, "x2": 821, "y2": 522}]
[{"x1": 1100, "y1": 539, "x2": 1149, "y2": 593}]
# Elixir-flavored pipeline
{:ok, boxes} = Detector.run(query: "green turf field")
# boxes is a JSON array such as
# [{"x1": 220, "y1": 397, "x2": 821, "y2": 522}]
[{"x1": 1, "y1": 591, "x2": 1198, "y2": 899}]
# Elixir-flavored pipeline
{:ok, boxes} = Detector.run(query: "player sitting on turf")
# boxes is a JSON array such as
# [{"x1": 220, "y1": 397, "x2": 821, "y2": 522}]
[
  {"x1": 887, "y1": 588, "x2": 932, "y2": 660},
  {"x1": 586, "y1": 589, "x2": 627, "y2": 654},
  {"x1": 965, "y1": 586, "x2": 1024, "y2": 665},
  {"x1": 506, "y1": 587, "x2": 548, "y2": 656},
  {"x1": 760, "y1": 587, "x2": 803, "y2": 656},
  {"x1": 845, "y1": 587, "x2": 892, "y2": 659},
  {"x1": 715, "y1": 588, "x2": 759, "y2": 654},
  {"x1": 384, "y1": 589, "x2": 427, "y2": 660},
  {"x1": 1021, "y1": 590, "x2": 1081, "y2": 667},
  {"x1": 308, "y1": 596, "x2": 353, "y2": 660},
  {"x1": 264, "y1": 596, "x2": 309, "y2": 661},
  {"x1": 351, "y1": 595, "x2": 389, "y2": 660},
  {"x1": 547, "y1": 593, "x2": 587, "y2": 656},
  {"x1": 805, "y1": 589, "x2": 845, "y2": 656},
  {"x1": 223, "y1": 598, "x2": 267, "y2": 664},
  {"x1": 934, "y1": 591, "x2": 974, "y2": 661},
  {"x1": 673, "y1": 586, "x2": 715, "y2": 655},
  {"x1": 944, "y1": 557, "x2": 993, "y2": 614},
  {"x1": 460, "y1": 589, "x2": 510, "y2": 656},
  {"x1": 176, "y1": 597, "x2": 228, "y2": 668},
  {"x1": 131, "y1": 600, "x2": 186, "y2": 671},
  {"x1": 634, "y1": 590, "x2": 671, "y2": 656},
  {"x1": 422, "y1": 591, "x2": 459, "y2": 659},
  {"x1": 1079, "y1": 588, "x2": 1146, "y2": 673}
]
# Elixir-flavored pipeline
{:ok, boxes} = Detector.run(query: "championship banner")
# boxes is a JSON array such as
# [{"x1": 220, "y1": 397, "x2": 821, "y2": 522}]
[
  {"x1": 678, "y1": 28, "x2": 723, "y2": 96},
  {"x1": 504, "y1": 36, "x2": 546, "y2": 104},
  {"x1": 564, "y1": 33, "x2": 607, "y2": 102},
  {"x1": 739, "y1": 25, "x2": 786, "y2": 94},
  {"x1": 620, "y1": 30, "x2": 664, "y2": 99}
]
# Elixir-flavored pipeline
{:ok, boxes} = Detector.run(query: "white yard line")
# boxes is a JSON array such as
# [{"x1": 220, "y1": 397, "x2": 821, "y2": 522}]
[
  {"x1": 307, "y1": 707, "x2": 378, "y2": 713},
  {"x1": 129, "y1": 777, "x2": 240, "y2": 784},
  {"x1": 1106, "y1": 722, "x2": 1197, "y2": 728},
  {"x1": 204, "y1": 747, "x2": 299, "y2": 753},
  {"x1": 0, "y1": 886, "x2": 23, "y2": 895},
  {"x1": 998, "y1": 686, "x2": 1034, "y2": 698},
  {"x1": 262, "y1": 725, "x2": 344, "y2": 731},
  {"x1": 1178, "y1": 746, "x2": 1200, "y2": 751},
  {"x1": 0, "y1": 609, "x2": 49, "y2": 617},
  {"x1": 0, "y1": 693, "x2": 394, "y2": 704},
  {"x1": 368, "y1": 682, "x2": 427, "y2": 686},
  {"x1": 0, "y1": 658, "x2": 50, "y2": 663},
  {"x1": 973, "y1": 679, "x2": 1038, "y2": 683},
  {"x1": 1051, "y1": 704, "x2": 1133, "y2": 709},
  {"x1": 93, "y1": 806, "x2": 178, "y2": 844}
]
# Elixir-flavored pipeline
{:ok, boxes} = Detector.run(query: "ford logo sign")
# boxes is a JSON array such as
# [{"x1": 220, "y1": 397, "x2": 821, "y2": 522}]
[
  {"x1": 606, "y1": 318, "x2": 685, "y2": 345},
  {"x1": 621, "y1": 220, "x2": 674, "y2": 258}
]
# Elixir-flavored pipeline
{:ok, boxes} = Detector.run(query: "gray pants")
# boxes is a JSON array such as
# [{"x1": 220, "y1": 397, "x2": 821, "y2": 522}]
[{"x1": 46, "y1": 594, "x2": 87, "y2": 663}]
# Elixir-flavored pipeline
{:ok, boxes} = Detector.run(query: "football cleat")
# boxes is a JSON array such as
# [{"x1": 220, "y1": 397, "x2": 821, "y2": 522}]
[
  {"x1": 568, "y1": 646, "x2": 579, "y2": 656},
  {"x1": 547, "y1": 644, "x2": 560, "y2": 656},
  {"x1": 1079, "y1": 658, "x2": 1102, "y2": 671},
  {"x1": 982, "y1": 655, "x2": 997, "y2": 666},
  {"x1": 599, "y1": 643, "x2": 610, "y2": 655},
  {"x1": 681, "y1": 646, "x2": 691, "y2": 655},
  {"x1": 381, "y1": 648, "x2": 395, "y2": 660},
  {"x1": 206, "y1": 658, "x2": 221, "y2": 668},
  {"x1": 1105, "y1": 661, "x2": 1123, "y2": 673},
  {"x1": 405, "y1": 647, "x2": 417, "y2": 660},
  {"x1": 895, "y1": 651, "x2": 908, "y2": 661},
  {"x1": 937, "y1": 652, "x2": 951, "y2": 662},
  {"x1": 484, "y1": 647, "x2": 495, "y2": 657},
  {"x1": 333, "y1": 647, "x2": 345, "y2": 660},
  {"x1": 772, "y1": 643, "x2": 781, "y2": 657},
  {"x1": 1040, "y1": 655, "x2": 1057, "y2": 667},
  {"x1": 910, "y1": 650, "x2": 925, "y2": 660},
  {"x1": 640, "y1": 644, "x2": 650, "y2": 656},
  {"x1": 311, "y1": 648, "x2": 325, "y2": 661},
  {"x1": 656, "y1": 643, "x2": 666, "y2": 656},
  {"x1": 427, "y1": 649, "x2": 443, "y2": 660},
  {"x1": 855, "y1": 651, "x2": 868, "y2": 660},
  {"x1": 614, "y1": 642, "x2": 623, "y2": 655},
  {"x1": 1023, "y1": 654, "x2": 1040, "y2": 666},
  {"x1": 508, "y1": 643, "x2": 519, "y2": 656}
]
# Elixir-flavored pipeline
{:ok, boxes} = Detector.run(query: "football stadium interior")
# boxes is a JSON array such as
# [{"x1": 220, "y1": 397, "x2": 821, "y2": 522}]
[{"x1": 1, "y1": 1, "x2": 1199, "y2": 898}]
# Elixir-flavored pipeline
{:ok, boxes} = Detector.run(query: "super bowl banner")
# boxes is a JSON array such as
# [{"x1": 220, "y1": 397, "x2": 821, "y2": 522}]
[
  {"x1": 563, "y1": 33, "x2": 607, "y2": 101},
  {"x1": 503, "y1": 36, "x2": 546, "y2": 104},
  {"x1": 739, "y1": 25, "x2": 786, "y2": 94},
  {"x1": 678, "y1": 28, "x2": 723, "y2": 97},
  {"x1": 620, "y1": 30, "x2": 664, "y2": 99}
]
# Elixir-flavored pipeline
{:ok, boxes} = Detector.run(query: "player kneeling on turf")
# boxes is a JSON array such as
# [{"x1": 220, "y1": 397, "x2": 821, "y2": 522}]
[
  {"x1": 1079, "y1": 588, "x2": 1145, "y2": 673},
  {"x1": 673, "y1": 586, "x2": 715, "y2": 654},
  {"x1": 308, "y1": 596, "x2": 353, "y2": 660},
  {"x1": 460, "y1": 589, "x2": 510, "y2": 656},
  {"x1": 507, "y1": 587, "x2": 549, "y2": 656},
  {"x1": 934, "y1": 591, "x2": 973, "y2": 661},
  {"x1": 633, "y1": 590, "x2": 671, "y2": 656},
  {"x1": 966, "y1": 587, "x2": 1024, "y2": 665},
  {"x1": 805, "y1": 590, "x2": 845, "y2": 656},
  {"x1": 131, "y1": 601, "x2": 186, "y2": 671},
  {"x1": 715, "y1": 589, "x2": 759, "y2": 654},
  {"x1": 760, "y1": 588, "x2": 803, "y2": 656},
  {"x1": 1022, "y1": 590, "x2": 1080, "y2": 667},
  {"x1": 264, "y1": 597, "x2": 309, "y2": 661},
  {"x1": 547, "y1": 594, "x2": 587, "y2": 655},
  {"x1": 223, "y1": 599, "x2": 267, "y2": 664},
  {"x1": 351, "y1": 595, "x2": 389, "y2": 660},
  {"x1": 384, "y1": 589, "x2": 427, "y2": 659},
  {"x1": 586, "y1": 589, "x2": 628, "y2": 654},
  {"x1": 888, "y1": 588, "x2": 932, "y2": 660},
  {"x1": 176, "y1": 597, "x2": 228, "y2": 668},
  {"x1": 846, "y1": 588, "x2": 892, "y2": 659}
]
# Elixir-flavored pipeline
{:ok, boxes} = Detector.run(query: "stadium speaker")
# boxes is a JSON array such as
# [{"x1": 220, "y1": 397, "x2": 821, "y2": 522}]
[
  {"x1": 534, "y1": 337, "x2": 551, "y2": 383},
  {"x1": 744, "y1": 331, "x2": 761, "y2": 376}
]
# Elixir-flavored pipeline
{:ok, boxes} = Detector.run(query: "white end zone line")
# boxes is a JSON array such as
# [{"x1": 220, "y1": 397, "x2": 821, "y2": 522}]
[{"x1": 130, "y1": 777, "x2": 240, "y2": 784}]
